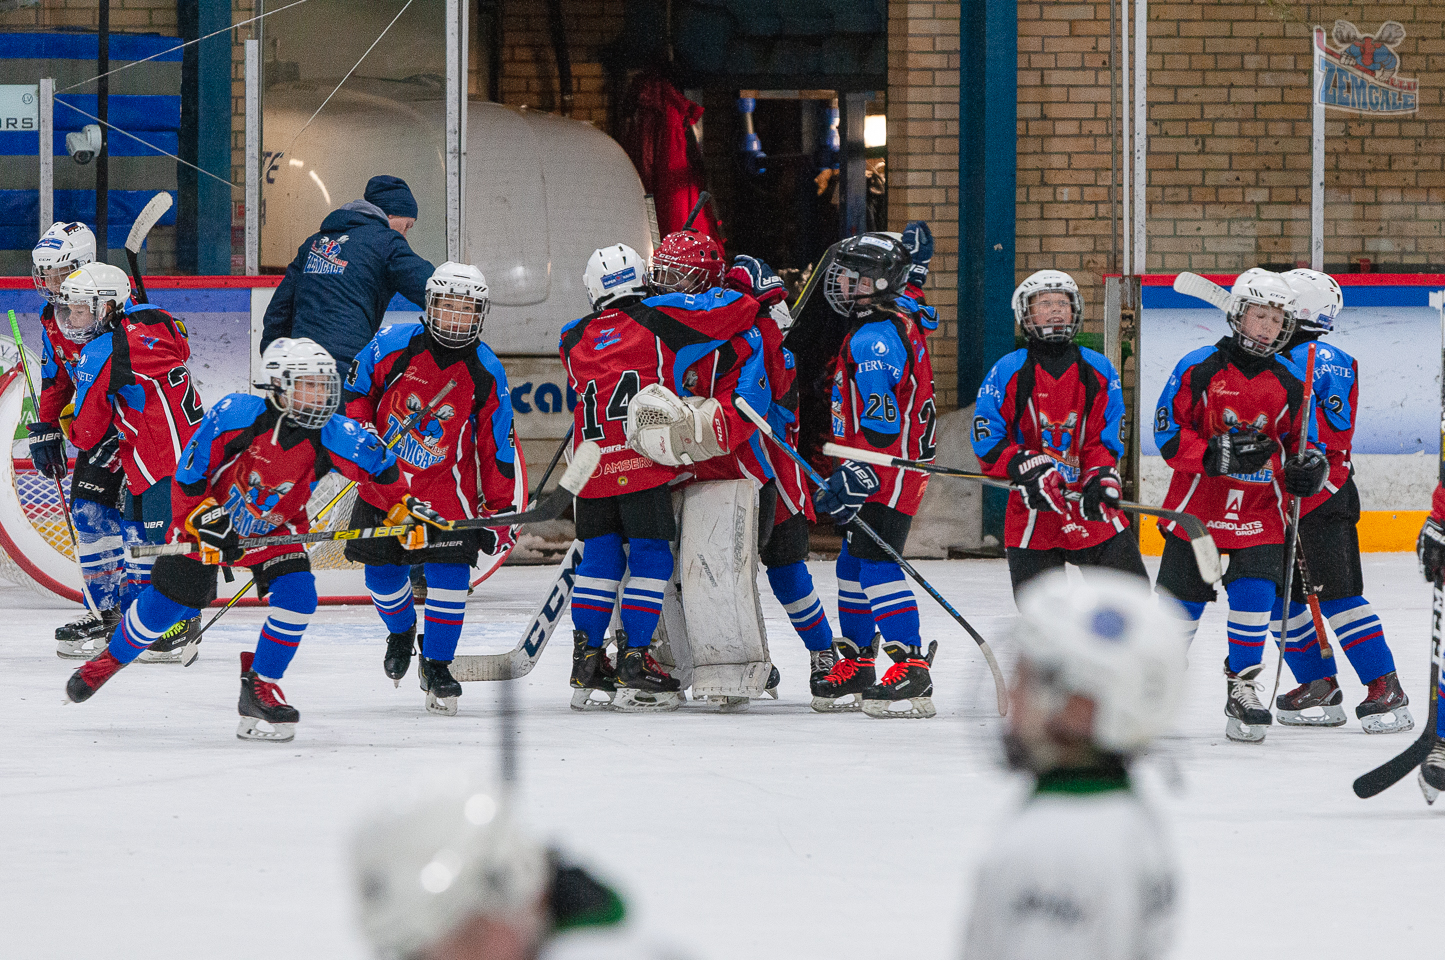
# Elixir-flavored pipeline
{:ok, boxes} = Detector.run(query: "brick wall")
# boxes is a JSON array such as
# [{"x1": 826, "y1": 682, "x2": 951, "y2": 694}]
[
  {"x1": 887, "y1": 0, "x2": 961, "y2": 411},
  {"x1": 0, "y1": 0, "x2": 177, "y2": 30},
  {"x1": 496, "y1": 0, "x2": 625, "y2": 129}
]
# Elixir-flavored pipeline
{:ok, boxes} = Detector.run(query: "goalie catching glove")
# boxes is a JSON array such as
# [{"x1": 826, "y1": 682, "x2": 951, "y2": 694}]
[
  {"x1": 386, "y1": 496, "x2": 454, "y2": 551},
  {"x1": 625, "y1": 383, "x2": 729, "y2": 467},
  {"x1": 185, "y1": 498, "x2": 242, "y2": 565}
]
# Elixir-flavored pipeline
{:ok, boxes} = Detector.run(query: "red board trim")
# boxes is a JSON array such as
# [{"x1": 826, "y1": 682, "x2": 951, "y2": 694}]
[
  {"x1": 0, "y1": 276, "x2": 282, "y2": 290},
  {"x1": 1105, "y1": 273, "x2": 1445, "y2": 287}
]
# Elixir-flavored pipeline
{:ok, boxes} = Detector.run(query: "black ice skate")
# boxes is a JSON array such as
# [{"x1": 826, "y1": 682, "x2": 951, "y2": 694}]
[
  {"x1": 1356, "y1": 671, "x2": 1413, "y2": 735},
  {"x1": 1275, "y1": 675, "x2": 1346, "y2": 727},
  {"x1": 237, "y1": 651, "x2": 299, "y2": 742},
  {"x1": 419, "y1": 656, "x2": 463, "y2": 716},
  {"x1": 1418, "y1": 736, "x2": 1445, "y2": 805},
  {"x1": 569, "y1": 630, "x2": 617, "y2": 711},
  {"x1": 811, "y1": 636, "x2": 877, "y2": 712},
  {"x1": 764, "y1": 664, "x2": 781, "y2": 700},
  {"x1": 613, "y1": 637, "x2": 683, "y2": 713},
  {"x1": 862, "y1": 640, "x2": 938, "y2": 719},
  {"x1": 64, "y1": 649, "x2": 126, "y2": 703},
  {"x1": 55, "y1": 607, "x2": 120, "y2": 660},
  {"x1": 808, "y1": 648, "x2": 836, "y2": 691},
  {"x1": 383, "y1": 624, "x2": 417, "y2": 686},
  {"x1": 1224, "y1": 659, "x2": 1272, "y2": 743},
  {"x1": 137, "y1": 615, "x2": 200, "y2": 664}
]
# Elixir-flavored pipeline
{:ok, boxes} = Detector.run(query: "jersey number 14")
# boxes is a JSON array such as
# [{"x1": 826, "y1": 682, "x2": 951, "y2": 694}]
[{"x1": 579, "y1": 370, "x2": 641, "y2": 442}]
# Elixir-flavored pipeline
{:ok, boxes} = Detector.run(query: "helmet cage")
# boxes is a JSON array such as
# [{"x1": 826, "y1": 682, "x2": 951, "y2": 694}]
[
  {"x1": 1228, "y1": 296, "x2": 1296, "y2": 358},
  {"x1": 273, "y1": 369, "x2": 340, "y2": 429},
  {"x1": 648, "y1": 232, "x2": 725, "y2": 295},
  {"x1": 33, "y1": 259, "x2": 84, "y2": 303},
  {"x1": 1021, "y1": 290, "x2": 1083, "y2": 343},
  {"x1": 425, "y1": 289, "x2": 489, "y2": 350}
]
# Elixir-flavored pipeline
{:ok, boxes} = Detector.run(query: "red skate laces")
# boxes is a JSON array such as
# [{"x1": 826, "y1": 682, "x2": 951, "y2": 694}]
[
  {"x1": 252, "y1": 677, "x2": 290, "y2": 708},
  {"x1": 78, "y1": 651, "x2": 122, "y2": 685},
  {"x1": 880, "y1": 659, "x2": 928, "y2": 686}
]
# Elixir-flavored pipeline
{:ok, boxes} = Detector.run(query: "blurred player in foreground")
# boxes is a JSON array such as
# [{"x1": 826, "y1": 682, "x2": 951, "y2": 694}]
[
  {"x1": 961, "y1": 569, "x2": 1185, "y2": 959},
  {"x1": 1413, "y1": 498, "x2": 1445, "y2": 798}
]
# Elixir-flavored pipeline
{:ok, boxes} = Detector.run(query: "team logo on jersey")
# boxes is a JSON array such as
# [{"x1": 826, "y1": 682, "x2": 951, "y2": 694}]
[
  {"x1": 304, "y1": 234, "x2": 349, "y2": 275},
  {"x1": 224, "y1": 472, "x2": 297, "y2": 537},
  {"x1": 1220, "y1": 408, "x2": 1268, "y2": 433},
  {"x1": 1314, "y1": 21, "x2": 1416, "y2": 115},
  {"x1": 831, "y1": 369, "x2": 846, "y2": 438},
  {"x1": 138, "y1": 334, "x2": 161, "y2": 350},
  {"x1": 1038, "y1": 412, "x2": 1080, "y2": 482},
  {"x1": 1225, "y1": 488, "x2": 1244, "y2": 520},
  {"x1": 592, "y1": 327, "x2": 621, "y2": 351},
  {"x1": 387, "y1": 393, "x2": 454, "y2": 470}
]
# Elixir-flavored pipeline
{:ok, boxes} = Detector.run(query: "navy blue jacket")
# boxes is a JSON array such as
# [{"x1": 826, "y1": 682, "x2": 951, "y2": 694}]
[{"x1": 260, "y1": 200, "x2": 434, "y2": 369}]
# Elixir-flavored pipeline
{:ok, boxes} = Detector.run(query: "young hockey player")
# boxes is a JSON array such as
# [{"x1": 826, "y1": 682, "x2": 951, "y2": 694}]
[
  {"x1": 1272, "y1": 269, "x2": 1411, "y2": 733},
  {"x1": 343, "y1": 262, "x2": 523, "y2": 716},
  {"x1": 29, "y1": 222, "x2": 131, "y2": 657},
  {"x1": 961, "y1": 569, "x2": 1183, "y2": 960},
  {"x1": 807, "y1": 233, "x2": 940, "y2": 719},
  {"x1": 64, "y1": 338, "x2": 448, "y2": 742},
  {"x1": 1154, "y1": 268, "x2": 1327, "y2": 743},
  {"x1": 973, "y1": 269, "x2": 1145, "y2": 596},
  {"x1": 563, "y1": 235, "x2": 763, "y2": 712},
  {"x1": 1413, "y1": 492, "x2": 1445, "y2": 799},
  {"x1": 56, "y1": 260, "x2": 207, "y2": 661}
]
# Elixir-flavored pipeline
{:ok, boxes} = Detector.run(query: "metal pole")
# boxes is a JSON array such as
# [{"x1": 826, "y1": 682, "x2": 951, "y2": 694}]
[
  {"x1": 39, "y1": 78, "x2": 53, "y2": 234},
  {"x1": 1132, "y1": 0, "x2": 1146, "y2": 273},
  {"x1": 459, "y1": 0, "x2": 469, "y2": 261},
  {"x1": 97, "y1": 0, "x2": 110, "y2": 259},
  {"x1": 245, "y1": 39, "x2": 260, "y2": 275},
  {"x1": 1311, "y1": 27, "x2": 1324, "y2": 271},
  {"x1": 1120, "y1": 0, "x2": 1130, "y2": 276},
  {"x1": 445, "y1": 0, "x2": 462, "y2": 262}
]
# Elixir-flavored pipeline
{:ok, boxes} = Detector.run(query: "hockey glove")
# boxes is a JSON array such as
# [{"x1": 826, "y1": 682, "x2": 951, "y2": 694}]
[
  {"x1": 725, "y1": 255, "x2": 787, "y2": 306},
  {"x1": 1282, "y1": 450, "x2": 1328, "y2": 497},
  {"x1": 91, "y1": 426, "x2": 122, "y2": 472},
  {"x1": 185, "y1": 498, "x2": 242, "y2": 565},
  {"x1": 1202, "y1": 429, "x2": 1277, "y2": 478},
  {"x1": 1007, "y1": 451, "x2": 1069, "y2": 514},
  {"x1": 1080, "y1": 465, "x2": 1125, "y2": 523},
  {"x1": 814, "y1": 461, "x2": 879, "y2": 527},
  {"x1": 27, "y1": 422, "x2": 67, "y2": 481},
  {"x1": 388, "y1": 496, "x2": 453, "y2": 551},
  {"x1": 625, "y1": 383, "x2": 728, "y2": 467},
  {"x1": 1418, "y1": 517, "x2": 1445, "y2": 584},
  {"x1": 901, "y1": 220, "x2": 934, "y2": 288}
]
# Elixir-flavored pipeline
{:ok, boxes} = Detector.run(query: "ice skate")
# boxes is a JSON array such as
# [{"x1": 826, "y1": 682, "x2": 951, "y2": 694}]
[
  {"x1": 1224, "y1": 659, "x2": 1272, "y2": 743},
  {"x1": 383, "y1": 624, "x2": 417, "y2": 686},
  {"x1": 419, "y1": 656, "x2": 462, "y2": 716},
  {"x1": 1418, "y1": 737, "x2": 1445, "y2": 805},
  {"x1": 569, "y1": 631, "x2": 616, "y2": 711},
  {"x1": 809, "y1": 648, "x2": 836, "y2": 690},
  {"x1": 811, "y1": 636, "x2": 876, "y2": 712},
  {"x1": 764, "y1": 664, "x2": 781, "y2": 700},
  {"x1": 55, "y1": 607, "x2": 120, "y2": 660},
  {"x1": 612, "y1": 640, "x2": 683, "y2": 713},
  {"x1": 64, "y1": 649, "x2": 126, "y2": 704},
  {"x1": 236, "y1": 651, "x2": 299, "y2": 742},
  {"x1": 1356, "y1": 671, "x2": 1413, "y2": 735},
  {"x1": 1275, "y1": 675, "x2": 1347, "y2": 727},
  {"x1": 136, "y1": 616, "x2": 200, "y2": 664},
  {"x1": 862, "y1": 640, "x2": 937, "y2": 719}
]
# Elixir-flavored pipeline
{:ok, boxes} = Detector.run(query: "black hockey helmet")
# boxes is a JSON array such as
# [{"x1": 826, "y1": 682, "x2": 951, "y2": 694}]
[{"x1": 822, "y1": 233, "x2": 911, "y2": 317}]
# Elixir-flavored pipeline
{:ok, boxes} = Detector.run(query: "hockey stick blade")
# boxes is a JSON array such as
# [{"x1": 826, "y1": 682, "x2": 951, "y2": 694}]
[
  {"x1": 1173, "y1": 271, "x2": 1231, "y2": 310},
  {"x1": 554, "y1": 439, "x2": 600, "y2": 495},
  {"x1": 1353, "y1": 582, "x2": 1441, "y2": 798},
  {"x1": 125, "y1": 192, "x2": 172, "y2": 254},
  {"x1": 452, "y1": 539, "x2": 581, "y2": 681}
]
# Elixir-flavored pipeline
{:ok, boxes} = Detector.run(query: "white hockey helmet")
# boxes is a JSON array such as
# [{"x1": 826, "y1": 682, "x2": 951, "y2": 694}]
[
  {"x1": 257, "y1": 337, "x2": 340, "y2": 429},
  {"x1": 55, "y1": 261, "x2": 129, "y2": 343},
  {"x1": 425, "y1": 261, "x2": 490, "y2": 350},
  {"x1": 1282, "y1": 268, "x2": 1344, "y2": 334},
  {"x1": 584, "y1": 243, "x2": 649, "y2": 310},
  {"x1": 1225, "y1": 268, "x2": 1297, "y2": 358},
  {"x1": 349, "y1": 776, "x2": 551, "y2": 959},
  {"x1": 32, "y1": 221, "x2": 96, "y2": 302},
  {"x1": 1013, "y1": 569, "x2": 1187, "y2": 754},
  {"x1": 1012, "y1": 269, "x2": 1083, "y2": 343}
]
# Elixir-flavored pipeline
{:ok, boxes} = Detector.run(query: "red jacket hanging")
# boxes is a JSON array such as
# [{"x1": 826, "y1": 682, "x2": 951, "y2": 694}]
[{"x1": 620, "y1": 73, "x2": 720, "y2": 238}]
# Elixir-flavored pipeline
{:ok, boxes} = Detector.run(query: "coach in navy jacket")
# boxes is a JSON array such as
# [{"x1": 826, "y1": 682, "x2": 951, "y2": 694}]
[{"x1": 261, "y1": 175, "x2": 435, "y2": 371}]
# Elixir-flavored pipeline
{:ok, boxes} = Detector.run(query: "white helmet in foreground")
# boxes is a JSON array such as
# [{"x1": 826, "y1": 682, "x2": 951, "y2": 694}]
[
  {"x1": 1225, "y1": 268, "x2": 1297, "y2": 358},
  {"x1": 257, "y1": 337, "x2": 340, "y2": 429},
  {"x1": 584, "y1": 243, "x2": 650, "y2": 310},
  {"x1": 55, "y1": 261, "x2": 129, "y2": 343},
  {"x1": 1011, "y1": 269, "x2": 1082, "y2": 343},
  {"x1": 425, "y1": 261, "x2": 490, "y2": 349},
  {"x1": 1283, "y1": 268, "x2": 1343, "y2": 334},
  {"x1": 350, "y1": 777, "x2": 551, "y2": 959},
  {"x1": 32, "y1": 221, "x2": 96, "y2": 302},
  {"x1": 1012, "y1": 570, "x2": 1187, "y2": 757}
]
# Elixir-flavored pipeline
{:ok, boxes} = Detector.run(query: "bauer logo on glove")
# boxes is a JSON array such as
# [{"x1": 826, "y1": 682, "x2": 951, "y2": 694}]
[{"x1": 185, "y1": 497, "x2": 243, "y2": 565}]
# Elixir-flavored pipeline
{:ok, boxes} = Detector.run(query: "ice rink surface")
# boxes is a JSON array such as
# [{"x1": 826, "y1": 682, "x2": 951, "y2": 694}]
[{"x1": 4, "y1": 553, "x2": 1441, "y2": 959}]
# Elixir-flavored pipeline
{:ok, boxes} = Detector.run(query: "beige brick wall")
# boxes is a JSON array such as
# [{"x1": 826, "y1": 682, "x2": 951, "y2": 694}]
[
  {"x1": 0, "y1": 0, "x2": 177, "y2": 31},
  {"x1": 496, "y1": 0, "x2": 625, "y2": 130},
  {"x1": 888, "y1": 0, "x2": 961, "y2": 411}
]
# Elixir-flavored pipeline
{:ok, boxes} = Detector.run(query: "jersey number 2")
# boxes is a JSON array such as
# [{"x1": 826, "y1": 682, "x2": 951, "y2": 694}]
[
  {"x1": 580, "y1": 371, "x2": 641, "y2": 442},
  {"x1": 167, "y1": 367, "x2": 205, "y2": 426}
]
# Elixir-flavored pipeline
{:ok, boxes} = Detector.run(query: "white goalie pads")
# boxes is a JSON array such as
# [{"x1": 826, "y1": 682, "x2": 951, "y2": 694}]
[{"x1": 625, "y1": 383, "x2": 727, "y2": 467}]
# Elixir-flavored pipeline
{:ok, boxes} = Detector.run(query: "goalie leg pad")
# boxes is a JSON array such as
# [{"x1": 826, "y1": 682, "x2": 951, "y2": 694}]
[
  {"x1": 251, "y1": 571, "x2": 316, "y2": 679},
  {"x1": 678, "y1": 480, "x2": 772, "y2": 700}
]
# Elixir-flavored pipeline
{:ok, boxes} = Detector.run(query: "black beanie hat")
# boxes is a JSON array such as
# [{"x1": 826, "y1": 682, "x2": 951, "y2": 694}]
[{"x1": 364, "y1": 175, "x2": 419, "y2": 219}]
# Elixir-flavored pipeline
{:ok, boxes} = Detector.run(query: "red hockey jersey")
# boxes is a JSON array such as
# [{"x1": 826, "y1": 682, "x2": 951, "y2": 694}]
[{"x1": 37, "y1": 302, "x2": 86, "y2": 425}]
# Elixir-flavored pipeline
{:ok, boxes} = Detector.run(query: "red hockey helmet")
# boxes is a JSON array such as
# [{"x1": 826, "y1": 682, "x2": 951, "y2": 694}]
[{"x1": 649, "y1": 230, "x2": 726, "y2": 295}]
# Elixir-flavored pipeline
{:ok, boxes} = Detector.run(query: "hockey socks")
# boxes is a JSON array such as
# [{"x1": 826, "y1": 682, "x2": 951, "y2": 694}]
[
  {"x1": 1169, "y1": 599, "x2": 1207, "y2": 649},
  {"x1": 74, "y1": 498, "x2": 124, "y2": 611},
  {"x1": 1273, "y1": 597, "x2": 1397, "y2": 685},
  {"x1": 1225, "y1": 577, "x2": 1275, "y2": 674},
  {"x1": 834, "y1": 545, "x2": 875, "y2": 647},
  {"x1": 1273, "y1": 599, "x2": 1333, "y2": 685},
  {"x1": 766, "y1": 561, "x2": 833, "y2": 651},
  {"x1": 619, "y1": 537, "x2": 671, "y2": 649},
  {"x1": 251, "y1": 571, "x2": 317, "y2": 679},
  {"x1": 859, "y1": 558, "x2": 922, "y2": 647},
  {"x1": 110, "y1": 588, "x2": 196, "y2": 665},
  {"x1": 571, "y1": 533, "x2": 626, "y2": 648},
  {"x1": 419, "y1": 563, "x2": 469, "y2": 662},
  {"x1": 366, "y1": 564, "x2": 417, "y2": 634}
]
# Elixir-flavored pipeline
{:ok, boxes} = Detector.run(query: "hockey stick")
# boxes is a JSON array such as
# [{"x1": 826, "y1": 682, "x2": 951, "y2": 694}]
[
  {"x1": 179, "y1": 380, "x2": 459, "y2": 666},
  {"x1": 821, "y1": 441, "x2": 1225, "y2": 587},
  {"x1": 1292, "y1": 532, "x2": 1334, "y2": 659},
  {"x1": 682, "y1": 190, "x2": 711, "y2": 231},
  {"x1": 7, "y1": 309, "x2": 102, "y2": 620},
  {"x1": 1353, "y1": 583, "x2": 1441, "y2": 798},
  {"x1": 124, "y1": 192, "x2": 172, "y2": 305},
  {"x1": 452, "y1": 538, "x2": 582, "y2": 681},
  {"x1": 736, "y1": 397, "x2": 1009, "y2": 716},
  {"x1": 1172, "y1": 271, "x2": 1231, "y2": 310},
  {"x1": 1270, "y1": 342, "x2": 1318, "y2": 706},
  {"x1": 130, "y1": 441, "x2": 599, "y2": 558},
  {"x1": 786, "y1": 240, "x2": 840, "y2": 330}
]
